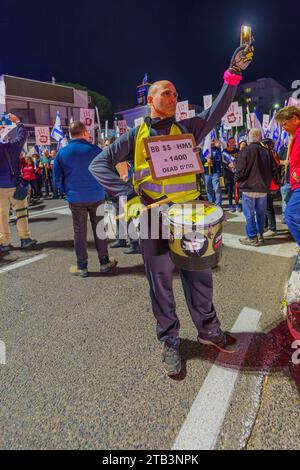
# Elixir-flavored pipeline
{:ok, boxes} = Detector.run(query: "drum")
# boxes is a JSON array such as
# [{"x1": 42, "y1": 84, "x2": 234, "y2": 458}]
[{"x1": 166, "y1": 201, "x2": 224, "y2": 271}]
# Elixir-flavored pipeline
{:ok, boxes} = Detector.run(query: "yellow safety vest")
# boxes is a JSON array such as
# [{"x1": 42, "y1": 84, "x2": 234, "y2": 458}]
[{"x1": 133, "y1": 121, "x2": 200, "y2": 204}]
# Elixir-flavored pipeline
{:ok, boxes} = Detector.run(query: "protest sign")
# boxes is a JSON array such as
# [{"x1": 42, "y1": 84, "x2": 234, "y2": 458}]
[{"x1": 35, "y1": 126, "x2": 50, "y2": 146}]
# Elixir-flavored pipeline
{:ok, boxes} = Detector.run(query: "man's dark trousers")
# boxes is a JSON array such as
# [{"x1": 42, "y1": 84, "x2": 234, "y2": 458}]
[
  {"x1": 69, "y1": 200, "x2": 108, "y2": 269},
  {"x1": 140, "y1": 235, "x2": 221, "y2": 349}
]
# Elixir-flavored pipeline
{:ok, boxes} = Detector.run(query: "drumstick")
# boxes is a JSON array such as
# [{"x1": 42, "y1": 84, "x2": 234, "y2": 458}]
[{"x1": 115, "y1": 196, "x2": 174, "y2": 221}]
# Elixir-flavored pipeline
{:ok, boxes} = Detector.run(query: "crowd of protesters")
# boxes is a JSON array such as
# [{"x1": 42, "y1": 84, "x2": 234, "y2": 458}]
[
  {"x1": 198, "y1": 122, "x2": 293, "y2": 247},
  {"x1": 0, "y1": 106, "x2": 299, "y2": 263}
]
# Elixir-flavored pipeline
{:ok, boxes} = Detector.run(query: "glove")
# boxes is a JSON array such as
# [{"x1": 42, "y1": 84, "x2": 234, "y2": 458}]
[
  {"x1": 229, "y1": 42, "x2": 254, "y2": 74},
  {"x1": 124, "y1": 196, "x2": 145, "y2": 222}
]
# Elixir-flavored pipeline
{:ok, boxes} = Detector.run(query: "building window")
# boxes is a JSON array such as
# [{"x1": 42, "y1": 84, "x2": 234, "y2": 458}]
[
  {"x1": 50, "y1": 105, "x2": 68, "y2": 126},
  {"x1": 6, "y1": 99, "x2": 30, "y2": 123},
  {"x1": 245, "y1": 88, "x2": 252, "y2": 93},
  {"x1": 72, "y1": 108, "x2": 81, "y2": 121},
  {"x1": 28, "y1": 102, "x2": 50, "y2": 125}
]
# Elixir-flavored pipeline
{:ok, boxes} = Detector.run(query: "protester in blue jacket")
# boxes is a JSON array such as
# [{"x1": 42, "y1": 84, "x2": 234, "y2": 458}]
[{"x1": 53, "y1": 121, "x2": 117, "y2": 276}]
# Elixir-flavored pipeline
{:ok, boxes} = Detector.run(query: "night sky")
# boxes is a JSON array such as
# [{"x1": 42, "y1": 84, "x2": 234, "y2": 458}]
[{"x1": 1, "y1": 0, "x2": 299, "y2": 109}]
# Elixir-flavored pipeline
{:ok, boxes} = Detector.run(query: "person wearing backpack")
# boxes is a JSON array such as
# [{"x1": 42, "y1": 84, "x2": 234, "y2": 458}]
[{"x1": 0, "y1": 113, "x2": 37, "y2": 254}]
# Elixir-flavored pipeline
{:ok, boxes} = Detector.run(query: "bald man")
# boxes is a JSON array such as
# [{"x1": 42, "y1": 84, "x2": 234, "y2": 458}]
[{"x1": 90, "y1": 43, "x2": 254, "y2": 376}]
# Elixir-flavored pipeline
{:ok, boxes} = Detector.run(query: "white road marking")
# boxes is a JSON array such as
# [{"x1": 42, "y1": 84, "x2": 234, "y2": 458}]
[
  {"x1": 172, "y1": 307, "x2": 262, "y2": 450},
  {"x1": 223, "y1": 233, "x2": 297, "y2": 258},
  {"x1": 9, "y1": 205, "x2": 68, "y2": 222},
  {"x1": 0, "y1": 254, "x2": 48, "y2": 274},
  {"x1": 52, "y1": 208, "x2": 71, "y2": 216}
]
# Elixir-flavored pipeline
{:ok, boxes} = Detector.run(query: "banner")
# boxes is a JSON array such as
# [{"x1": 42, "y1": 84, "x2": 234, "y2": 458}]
[
  {"x1": 176, "y1": 100, "x2": 189, "y2": 121},
  {"x1": 203, "y1": 95, "x2": 213, "y2": 110},
  {"x1": 80, "y1": 108, "x2": 95, "y2": 129},
  {"x1": 35, "y1": 126, "x2": 50, "y2": 146}
]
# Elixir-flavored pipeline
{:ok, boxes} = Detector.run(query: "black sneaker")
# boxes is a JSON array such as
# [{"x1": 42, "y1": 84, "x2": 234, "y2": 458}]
[
  {"x1": 110, "y1": 239, "x2": 127, "y2": 248},
  {"x1": 100, "y1": 257, "x2": 118, "y2": 273},
  {"x1": 20, "y1": 238, "x2": 38, "y2": 249},
  {"x1": 123, "y1": 245, "x2": 141, "y2": 254},
  {"x1": 197, "y1": 331, "x2": 239, "y2": 354},
  {"x1": 162, "y1": 342, "x2": 181, "y2": 376}
]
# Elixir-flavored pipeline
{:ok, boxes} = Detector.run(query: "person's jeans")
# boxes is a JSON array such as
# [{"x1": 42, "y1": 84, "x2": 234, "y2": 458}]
[
  {"x1": 280, "y1": 183, "x2": 292, "y2": 223},
  {"x1": 265, "y1": 193, "x2": 276, "y2": 231},
  {"x1": 204, "y1": 173, "x2": 222, "y2": 206},
  {"x1": 242, "y1": 193, "x2": 267, "y2": 239},
  {"x1": 285, "y1": 189, "x2": 300, "y2": 246},
  {"x1": 69, "y1": 200, "x2": 109, "y2": 269}
]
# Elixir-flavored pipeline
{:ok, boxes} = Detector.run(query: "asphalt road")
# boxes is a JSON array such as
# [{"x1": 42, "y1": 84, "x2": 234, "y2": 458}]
[{"x1": 0, "y1": 198, "x2": 299, "y2": 450}]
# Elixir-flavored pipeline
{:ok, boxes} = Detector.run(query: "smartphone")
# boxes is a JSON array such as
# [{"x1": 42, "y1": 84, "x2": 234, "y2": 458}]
[{"x1": 240, "y1": 25, "x2": 252, "y2": 46}]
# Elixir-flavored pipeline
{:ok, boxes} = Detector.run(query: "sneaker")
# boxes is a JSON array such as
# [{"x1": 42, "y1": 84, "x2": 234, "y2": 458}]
[
  {"x1": 100, "y1": 257, "x2": 118, "y2": 273},
  {"x1": 258, "y1": 234, "x2": 264, "y2": 243},
  {"x1": 0, "y1": 244, "x2": 10, "y2": 253},
  {"x1": 239, "y1": 236, "x2": 260, "y2": 247},
  {"x1": 110, "y1": 239, "x2": 127, "y2": 248},
  {"x1": 69, "y1": 265, "x2": 88, "y2": 278},
  {"x1": 123, "y1": 245, "x2": 141, "y2": 254},
  {"x1": 229, "y1": 206, "x2": 236, "y2": 213},
  {"x1": 236, "y1": 205, "x2": 242, "y2": 212},
  {"x1": 263, "y1": 229, "x2": 277, "y2": 238},
  {"x1": 162, "y1": 342, "x2": 181, "y2": 376},
  {"x1": 20, "y1": 238, "x2": 37, "y2": 249},
  {"x1": 197, "y1": 331, "x2": 239, "y2": 354}
]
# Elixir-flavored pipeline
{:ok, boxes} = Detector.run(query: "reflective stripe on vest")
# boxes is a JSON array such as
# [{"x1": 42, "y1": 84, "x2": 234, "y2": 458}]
[
  {"x1": 140, "y1": 181, "x2": 198, "y2": 194},
  {"x1": 133, "y1": 121, "x2": 199, "y2": 204}
]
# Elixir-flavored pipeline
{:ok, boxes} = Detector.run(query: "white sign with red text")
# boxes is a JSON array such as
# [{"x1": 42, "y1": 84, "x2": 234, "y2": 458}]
[
  {"x1": 176, "y1": 100, "x2": 189, "y2": 121},
  {"x1": 117, "y1": 120, "x2": 128, "y2": 135},
  {"x1": 35, "y1": 126, "x2": 51, "y2": 146},
  {"x1": 80, "y1": 108, "x2": 95, "y2": 129},
  {"x1": 222, "y1": 102, "x2": 242, "y2": 128}
]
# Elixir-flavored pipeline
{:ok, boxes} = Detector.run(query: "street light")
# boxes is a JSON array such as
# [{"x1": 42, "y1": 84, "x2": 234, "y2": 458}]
[{"x1": 274, "y1": 103, "x2": 280, "y2": 109}]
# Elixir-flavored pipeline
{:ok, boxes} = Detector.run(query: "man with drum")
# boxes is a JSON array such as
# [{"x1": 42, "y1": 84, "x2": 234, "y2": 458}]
[{"x1": 90, "y1": 44, "x2": 254, "y2": 376}]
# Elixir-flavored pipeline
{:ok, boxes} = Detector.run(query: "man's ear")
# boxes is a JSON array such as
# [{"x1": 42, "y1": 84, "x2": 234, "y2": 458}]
[{"x1": 147, "y1": 95, "x2": 153, "y2": 106}]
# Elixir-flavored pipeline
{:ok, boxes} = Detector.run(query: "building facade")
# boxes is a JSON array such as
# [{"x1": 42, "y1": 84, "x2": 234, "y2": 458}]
[
  {"x1": 0, "y1": 75, "x2": 89, "y2": 144},
  {"x1": 238, "y1": 78, "x2": 292, "y2": 117}
]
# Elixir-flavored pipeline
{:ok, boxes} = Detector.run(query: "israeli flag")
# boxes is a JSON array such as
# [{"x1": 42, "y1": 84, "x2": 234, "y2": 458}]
[
  {"x1": 202, "y1": 132, "x2": 212, "y2": 159},
  {"x1": 265, "y1": 110, "x2": 277, "y2": 138},
  {"x1": 253, "y1": 108, "x2": 263, "y2": 135},
  {"x1": 51, "y1": 111, "x2": 64, "y2": 142}
]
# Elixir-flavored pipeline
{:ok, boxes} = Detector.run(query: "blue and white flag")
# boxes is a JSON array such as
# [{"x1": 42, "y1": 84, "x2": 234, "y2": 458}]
[
  {"x1": 51, "y1": 112, "x2": 64, "y2": 142},
  {"x1": 265, "y1": 110, "x2": 277, "y2": 138},
  {"x1": 253, "y1": 108, "x2": 263, "y2": 135},
  {"x1": 202, "y1": 132, "x2": 212, "y2": 159}
]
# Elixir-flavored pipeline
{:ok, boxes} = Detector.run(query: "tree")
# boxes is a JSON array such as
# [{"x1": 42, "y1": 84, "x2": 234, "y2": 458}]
[{"x1": 59, "y1": 82, "x2": 113, "y2": 125}]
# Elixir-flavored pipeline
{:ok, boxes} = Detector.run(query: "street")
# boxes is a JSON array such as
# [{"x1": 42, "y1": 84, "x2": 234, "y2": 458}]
[{"x1": 0, "y1": 198, "x2": 299, "y2": 450}]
